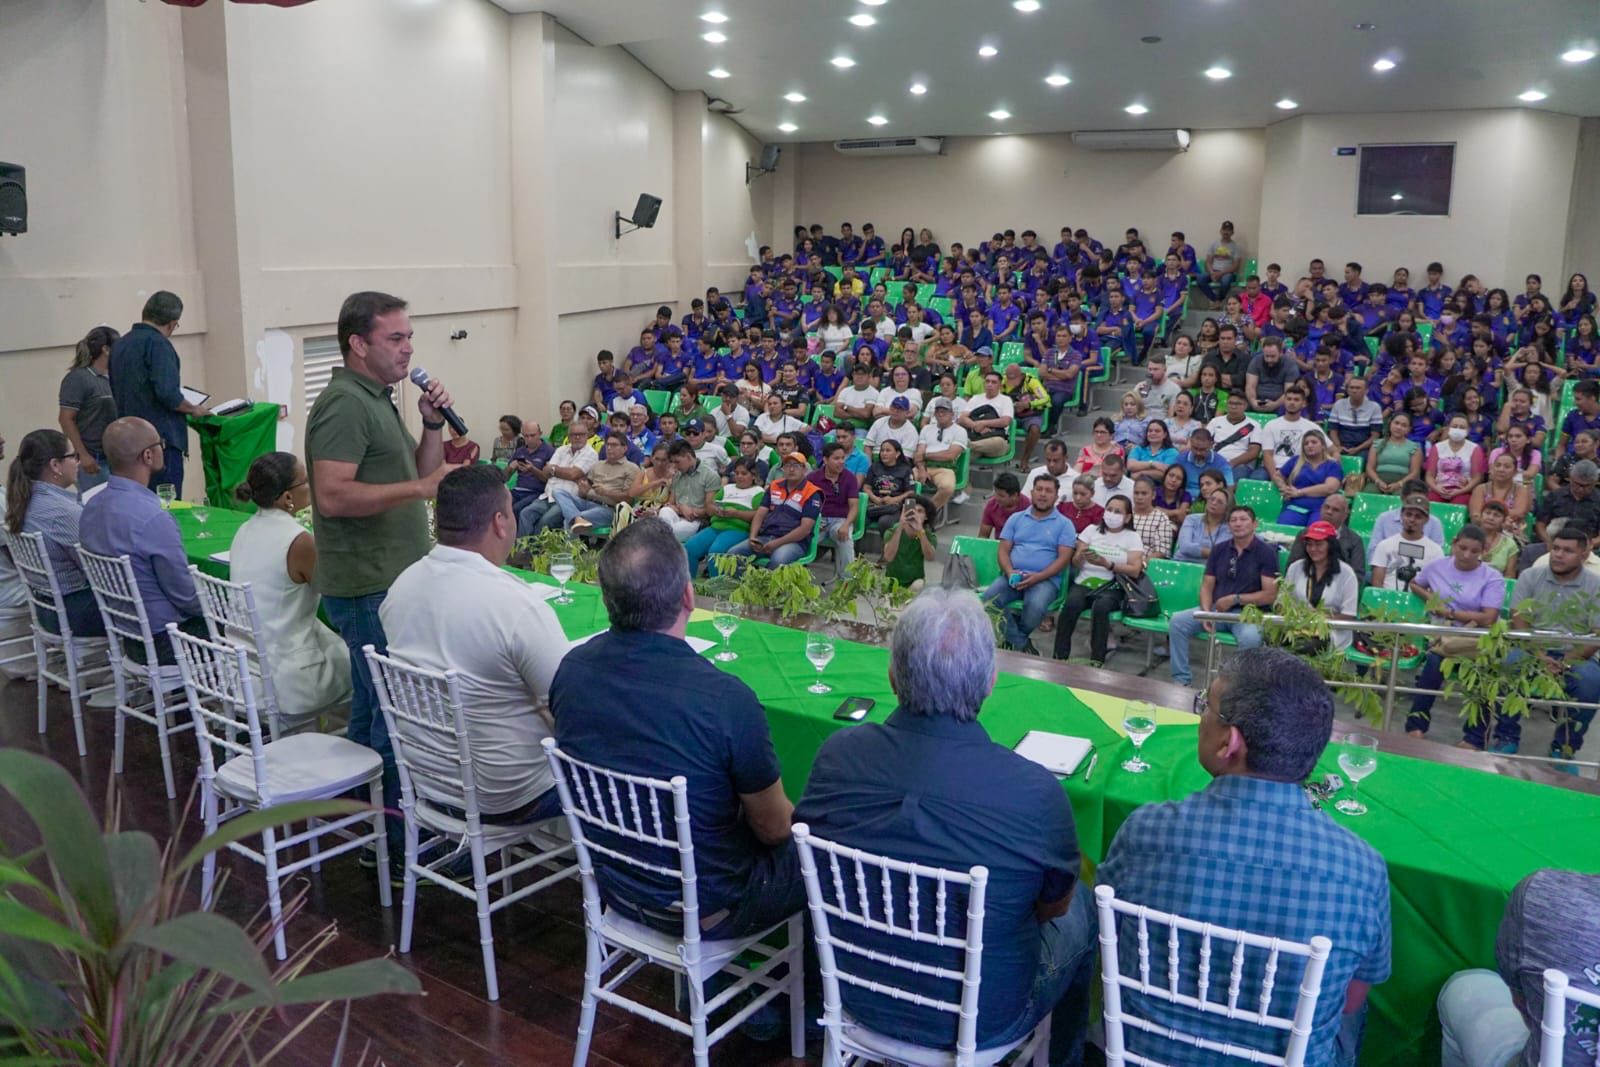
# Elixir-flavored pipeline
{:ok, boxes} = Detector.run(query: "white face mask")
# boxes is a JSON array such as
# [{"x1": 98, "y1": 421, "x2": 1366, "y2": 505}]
[
  {"x1": 1069, "y1": 323, "x2": 1084, "y2": 336},
  {"x1": 1448, "y1": 427, "x2": 1468, "y2": 443},
  {"x1": 1103, "y1": 511, "x2": 1126, "y2": 531}
]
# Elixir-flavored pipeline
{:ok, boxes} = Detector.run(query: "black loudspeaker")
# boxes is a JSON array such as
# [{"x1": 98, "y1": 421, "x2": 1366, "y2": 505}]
[
  {"x1": 758, "y1": 143, "x2": 781, "y2": 172},
  {"x1": 0, "y1": 163, "x2": 24, "y2": 236},
  {"x1": 631, "y1": 193, "x2": 662, "y2": 229}
]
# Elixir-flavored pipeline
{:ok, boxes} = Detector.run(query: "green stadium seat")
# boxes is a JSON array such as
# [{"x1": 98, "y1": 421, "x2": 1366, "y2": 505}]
[
  {"x1": 1233, "y1": 479, "x2": 1283, "y2": 523},
  {"x1": 997, "y1": 341, "x2": 1026, "y2": 367},
  {"x1": 1340, "y1": 454, "x2": 1364, "y2": 480},
  {"x1": 1344, "y1": 586, "x2": 1428, "y2": 671},
  {"x1": 972, "y1": 420, "x2": 1018, "y2": 469},
  {"x1": 1122, "y1": 560, "x2": 1231, "y2": 668},
  {"x1": 928, "y1": 296, "x2": 954, "y2": 320},
  {"x1": 643, "y1": 389, "x2": 671, "y2": 416},
  {"x1": 915, "y1": 283, "x2": 936, "y2": 304},
  {"x1": 1346, "y1": 493, "x2": 1393, "y2": 538},
  {"x1": 1245, "y1": 411, "x2": 1274, "y2": 430},
  {"x1": 1431, "y1": 502, "x2": 1467, "y2": 544},
  {"x1": 951, "y1": 535, "x2": 1069, "y2": 612}
]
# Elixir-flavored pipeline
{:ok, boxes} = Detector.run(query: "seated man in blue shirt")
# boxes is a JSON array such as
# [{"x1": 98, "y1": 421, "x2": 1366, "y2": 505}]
[
  {"x1": 78, "y1": 417, "x2": 207, "y2": 663},
  {"x1": 550, "y1": 518, "x2": 804, "y2": 940},
  {"x1": 795, "y1": 588, "x2": 1093, "y2": 1062},
  {"x1": 1165, "y1": 503, "x2": 1278, "y2": 687},
  {"x1": 980, "y1": 473, "x2": 1077, "y2": 651},
  {"x1": 1098, "y1": 648, "x2": 1391, "y2": 1066}
]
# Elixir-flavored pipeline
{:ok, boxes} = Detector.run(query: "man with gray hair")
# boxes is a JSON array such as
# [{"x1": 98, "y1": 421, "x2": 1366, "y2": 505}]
[
  {"x1": 795, "y1": 587, "x2": 1094, "y2": 1062},
  {"x1": 550, "y1": 518, "x2": 803, "y2": 940},
  {"x1": 1098, "y1": 647, "x2": 1391, "y2": 1066}
]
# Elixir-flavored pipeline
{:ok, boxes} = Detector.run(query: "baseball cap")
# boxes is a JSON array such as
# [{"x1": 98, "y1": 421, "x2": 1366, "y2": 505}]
[
  {"x1": 684, "y1": 417, "x2": 706, "y2": 433},
  {"x1": 780, "y1": 451, "x2": 808, "y2": 466},
  {"x1": 929, "y1": 397, "x2": 954, "y2": 413},
  {"x1": 1304, "y1": 520, "x2": 1338, "y2": 541},
  {"x1": 719, "y1": 384, "x2": 740, "y2": 398},
  {"x1": 889, "y1": 396, "x2": 911, "y2": 410},
  {"x1": 1401, "y1": 493, "x2": 1430, "y2": 514},
  {"x1": 976, "y1": 345, "x2": 994, "y2": 357},
  {"x1": 580, "y1": 405, "x2": 600, "y2": 420}
]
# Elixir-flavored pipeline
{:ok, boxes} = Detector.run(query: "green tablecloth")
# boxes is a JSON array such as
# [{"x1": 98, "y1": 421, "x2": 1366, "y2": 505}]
[
  {"x1": 175, "y1": 506, "x2": 1600, "y2": 1066},
  {"x1": 187, "y1": 402, "x2": 281, "y2": 511}
]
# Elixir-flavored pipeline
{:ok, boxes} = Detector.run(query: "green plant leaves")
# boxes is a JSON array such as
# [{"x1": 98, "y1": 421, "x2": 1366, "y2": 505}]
[
  {"x1": 218, "y1": 958, "x2": 422, "y2": 1013},
  {"x1": 0, "y1": 751, "x2": 117, "y2": 946},
  {"x1": 132, "y1": 912, "x2": 279, "y2": 1002},
  {"x1": 106, "y1": 832, "x2": 163, "y2": 929}
]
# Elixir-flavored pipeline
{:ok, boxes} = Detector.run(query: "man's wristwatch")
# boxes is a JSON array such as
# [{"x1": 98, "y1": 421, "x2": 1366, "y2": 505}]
[{"x1": 422, "y1": 418, "x2": 446, "y2": 431}]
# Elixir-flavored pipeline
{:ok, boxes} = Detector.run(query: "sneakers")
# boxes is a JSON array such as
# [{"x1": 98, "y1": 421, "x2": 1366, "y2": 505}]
[{"x1": 952, "y1": 491, "x2": 970, "y2": 505}]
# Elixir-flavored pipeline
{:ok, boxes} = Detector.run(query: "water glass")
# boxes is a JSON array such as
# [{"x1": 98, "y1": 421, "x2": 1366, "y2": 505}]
[
  {"x1": 550, "y1": 553, "x2": 576, "y2": 605},
  {"x1": 805, "y1": 632, "x2": 835, "y2": 694},
  {"x1": 194, "y1": 497, "x2": 212, "y2": 539},
  {"x1": 712, "y1": 601, "x2": 739, "y2": 662},
  {"x1": 1335, "y1": 733, "x2": 1379, "y2": 816},
  {"x1": 156, "y1": 484, "x2": 176, "y2": 510},
  {"x1": 1122, "y1": 700, "x2": 1158, "y2": 773}
]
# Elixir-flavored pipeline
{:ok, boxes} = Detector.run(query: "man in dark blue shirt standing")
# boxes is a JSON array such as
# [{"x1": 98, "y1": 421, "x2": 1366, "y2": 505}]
[
  {"x1": 550, "y1": 518, "x2": 803, "y2": 940},
  {"x1": 795, "y1": 587, "x2": 1094, "y2": 1064},
  {"x1": 108, "y1": 291, "x2": 209, "y2": 494}
]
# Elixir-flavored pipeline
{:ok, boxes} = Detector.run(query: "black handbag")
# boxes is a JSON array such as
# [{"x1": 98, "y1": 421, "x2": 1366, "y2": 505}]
[{"x1": 1115, "y1": 570, "x2": 1160, "y2": 618}]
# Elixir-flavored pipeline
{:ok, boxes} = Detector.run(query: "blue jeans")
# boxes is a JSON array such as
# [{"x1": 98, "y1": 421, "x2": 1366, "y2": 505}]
[
  {"x1": 38, "y1": 587, "x2": 107, "y2": 638},
  {"x1": 1166, "y1": 609, "x2": 1262, "y2": 686},
  {"x1": 566, "y1": 503, "x2": 614, "y2": 532},
  {"x1": 986, "y1": 886, "x2": 1096, "y2": 1065},
  {"x1": 1196, "y1": 272, "x2": 1235, "y2": 302},
  {"x1": 684, "y1": 527, "x2": 749, "y2": 577},
  {"x1": 516, "y1": 496, "x2": 565, "y2": 537},
  {"x1": 323, "y1": 592, "x2": 402, "y2": 855},
  {"x1": 1406, "y1": 651, "x2": 1447, "y2": 734},
  {"x1": 77, "y1": 452, "x2": 109, "y2": 494},
  {"x1": 983, "y1": 575, "x2": 1060, "y2": 650},
  {"x1": 728, "y1": 538, "x2": 807, "y2": 568},
  {"x1": 1462, "y1": 650, "x2": 1600, "y2": 753},
  {"x1": 151, "y1": 448, "x2": 184, "y2": 498}
]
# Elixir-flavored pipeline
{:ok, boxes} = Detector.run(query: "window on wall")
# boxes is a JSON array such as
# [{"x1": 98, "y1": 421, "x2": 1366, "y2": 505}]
[{"x1": 1356, "y1": 143, "x2": 1455, "y2": 216}]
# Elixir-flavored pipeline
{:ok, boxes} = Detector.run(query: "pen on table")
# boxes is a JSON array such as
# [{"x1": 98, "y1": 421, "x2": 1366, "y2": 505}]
[{"x1": 1083, "y1": 752, "x2": 1098, "y2": 783}]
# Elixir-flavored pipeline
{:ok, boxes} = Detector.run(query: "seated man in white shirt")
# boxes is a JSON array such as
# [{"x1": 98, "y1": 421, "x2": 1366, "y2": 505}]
[
  {"x1": 912, "y1": 398, "x2": 969, "y2": 511},
  {"x1": 1370, "y1": 492, "x2": 1444, "y2": 590},
  {"x1": 517, "y1": 419, "x2": 598, "y2": 536},
  {"x1": 959, "y1": 371, "x2": 1016, "y2": 458},
  {"x1": 834, "y1": 364, "x2": 881, "y2": 430},
  {"x1": 866, "y1": 396, "x2": 921, "y2": 454},
  {"x1": 381, "y1": 465, "x2": 569, "y2": 824},
  {"x1": 1091, "y1": 452, "x2": 1136, "y2": 507},
  {"x1": 708, "y1": 383, "x2": 749, "y2": 439}
]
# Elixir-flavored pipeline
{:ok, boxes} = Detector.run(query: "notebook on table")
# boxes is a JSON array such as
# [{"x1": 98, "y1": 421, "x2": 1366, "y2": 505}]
[{"x1": 1012, "y1": 730, "x2": 1095, "y2": 777}]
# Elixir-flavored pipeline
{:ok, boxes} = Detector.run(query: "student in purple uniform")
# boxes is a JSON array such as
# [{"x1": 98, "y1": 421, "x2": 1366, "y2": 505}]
[
  {"x1": 626, "y1": 329, "x2": 665, "y2": 382},
  {"x1": 654, "y1": 334, "x2": 690, "y2": 393},
  {"x1": 1167, "y1": 231, "x2": 1197, "y2": 274},
  {"x1": 808, "y1": 350, "x2": 846, "y2": 403},
  {"x1": 689, "y1": 335, "x2": 724, "y2": 392},
  {"x1": 1397, "y1": 351, "x2": 1441, "y2": 407},
  {"x1": 1096, "y1": 288, "x2": 1135, "y2": 362},
  {"x1": 1078, "y1": 268, "x2": 1106, "y2": 314},
  {"x1": 591, "y1": 350, "x2": 623, "y2": 410},
  {"x1": 856, "y1": 319, "x2": 890, "y2": 362},
  {"x1": 1402, "y1": 389, "x2": 1443, "y2": 445},
  {"x1": 1568, "y1": 315, "x2": 1600, "y2": 375},
  {"x1": 960, "y1": 305, "x2": 995, "y2": 353},
  {"x1": 1512, "y1": 273, "x2": 1543, "y2": 321},
  {"x1": 1560, "y1": 380, "x2": 1600, "y2": 453},
  {"x1": 1559, "y1": 273, "x2": 1597, "y2": 329},
  {"x1": 836, "y1": 221, "x2": 863, "y2": 267},
  {"x1": 989, "y1": 284, "x2": 1023, "y2": 344},
  {"x1": 1416, "y1": 261, "x2": 1452, "y2": 322},
  {"x1": 1131, "y1": 272, "x2": 1165, "y2": 362},
  {"x1": 1385, "y1": 267, "x2": 1413, "y2": 317},
  {"x1": 1260, "y1": 263, "x2": 1288, "y2": 302},
  {"x1": 1304, "y1": 347, "x2": 1344, "y2": 419},
  {"x1": 718, "y1": 334, "x2": 750, "y2": 382},
  {"x1": 858, "y1": 223, "x2": 886, "y2": 268},
  {"x1": 769, "y1": 280, "x2": 802, "y2": 334},
  {"x1": 606, "y1": 371, "x2": 650, "y2": 417},
  {"x1": 681, "y1": 298, "x2": 711, "y2": 344},
  {"x1": 1483, "y1": 288, "x2": 1516, "y2": 342},
  {"x1": 1337, "y1": 262, "x2": 1367, "y2": 310},
  {"x1": 1359, "y1": 284, "x2": 1393, "y2": 336}
]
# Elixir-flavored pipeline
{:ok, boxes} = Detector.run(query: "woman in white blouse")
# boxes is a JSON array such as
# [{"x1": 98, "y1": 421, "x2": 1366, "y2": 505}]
[
  {"x1": 816, "y1": 304, "x2": 855, "y2": 355},
  {"x1": 228, "y1": 452, "x2": 351, "y2": 734},
  {"x1": 1051, "y1": 494, "x2": 1145, "y2": 666}
]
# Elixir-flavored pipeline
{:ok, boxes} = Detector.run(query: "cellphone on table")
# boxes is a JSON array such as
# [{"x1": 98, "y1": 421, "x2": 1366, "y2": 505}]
[{"x1": 833, "y1": 697, "x2": 875, "y2": 722}]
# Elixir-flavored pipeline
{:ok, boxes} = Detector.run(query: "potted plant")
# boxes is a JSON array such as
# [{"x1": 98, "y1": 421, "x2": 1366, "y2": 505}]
[{"x1": 0, "y1": 750, "x2": 420, "y2": 1064}]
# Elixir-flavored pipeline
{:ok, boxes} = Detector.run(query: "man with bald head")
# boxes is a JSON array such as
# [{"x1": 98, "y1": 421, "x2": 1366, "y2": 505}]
[
  {"x1": 507, "y1": 417, "x2": 553, "y2": 513},
  {"x1": 78, "y1": 417, "x2": 206, "y2": 662}
]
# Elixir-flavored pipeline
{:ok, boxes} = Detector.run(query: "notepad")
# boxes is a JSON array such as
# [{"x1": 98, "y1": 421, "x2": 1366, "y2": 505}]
[
  {"x1": 208, "y1": 550, "x2": 231, "y2": 565},
  {"x1": 1013, "y1": 731, "x2": 1095, "y2": 777}
]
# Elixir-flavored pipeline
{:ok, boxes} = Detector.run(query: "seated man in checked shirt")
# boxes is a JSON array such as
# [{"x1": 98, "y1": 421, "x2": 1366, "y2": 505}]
[{"x1": 1097, "y1": 647, "x2": 1391, "y2": 1067}]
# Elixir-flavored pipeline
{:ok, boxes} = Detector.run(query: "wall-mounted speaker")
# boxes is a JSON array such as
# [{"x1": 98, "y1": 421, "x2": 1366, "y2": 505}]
[
  {"x1": 758, "y1": 144, "x2": 781, "y2": 172},
  {"x1": 0, "y1": 163, "x2": 25, "y2": 235},
  {"x1": 630, "y1": 193, "x2": 662, "y2": 229}
]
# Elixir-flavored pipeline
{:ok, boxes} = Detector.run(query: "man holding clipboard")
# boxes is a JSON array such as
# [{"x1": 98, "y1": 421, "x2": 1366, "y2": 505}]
[{"x1": 108, "y1": 291, "x2": 211, "y2": 494}]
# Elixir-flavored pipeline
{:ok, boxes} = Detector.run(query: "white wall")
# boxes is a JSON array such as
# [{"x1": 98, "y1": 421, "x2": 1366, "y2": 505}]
[
  {"x1": 1564, "y1": 118, "x2": 1600, "y2": 286},
  {"x1": 792, "y1": 130, "x2": 1267, "y2": 265},
  {"x1": 1258, "y1": 110, "x2": 1580, "y2": 290}
]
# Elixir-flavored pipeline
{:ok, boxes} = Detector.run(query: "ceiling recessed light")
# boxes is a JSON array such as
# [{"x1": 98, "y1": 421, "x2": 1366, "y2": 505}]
[
  {"x1": 848, "y1": 13, "x2": 876, "y2": 27},
  {"x1": 1045, "y1": 73, "x2": 1071, "y2": 88},
  {"x1": 978, "y1": 45, "x2": 998, "y2": 58},
  {"x1": 830, "y1": 56, "x2": 857, "y2": 68},
  {"x1": 1372, "y1": 57, "x2": 1396, "y2": 71},
  {"x1": 1275, "y1": 98, "x2": 1299, "y2": 110},
  {"x1": 698, "y1": 11, "x2": 727, "y2": 23},
  {"x1": 1204, "y1": 66, "x2": 1232, "y2": 80},
  {"x1": 784, "y1": 91, "x2": 807, "y2": 103},
  {"x1": 867, "y1": 114, "x2": 889, "y2": 126},
  {"x1": 1353, "y1": 21, "x2": 1377, "y2": 30},
  {"x1": 701, "y1": 31, "x2": 726, "y2": 43},
  {"x1": 1519, "y1": 89, "x2": 1548, "y2": 102},
  {"x1": 909, "y1": 82, "x2": 928, "y2": 95},
  {"x1": 859, "y1": 0, "x2": 886, "y2": 5},
  {"x1": 1561, "y1": 48, "x2": 1596, "y2": 63},
  {"x1": 989, "y1": 109, "x2": 1011, "y2": 120},
  {"x1": 1012, "y1": 0, "x2": 1041, "y2": 11},
  {"x1": 1124, "y1": 103, "x2": 1149, "y2": 115},
  {"x1": 707, "y1": 68, "x2": 730, "y2": 78},
  {"x1": 1390, "y1": 193, "x2": 1403, "y2": 201},
  {"x1": 778, "y1": 122, "x2": 798, "y2": 133}
]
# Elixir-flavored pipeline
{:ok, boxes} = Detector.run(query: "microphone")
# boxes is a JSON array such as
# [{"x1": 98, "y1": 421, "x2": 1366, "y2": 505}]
[{"x1": 408, "y1": 366, "x2": 468, "y2": 437}]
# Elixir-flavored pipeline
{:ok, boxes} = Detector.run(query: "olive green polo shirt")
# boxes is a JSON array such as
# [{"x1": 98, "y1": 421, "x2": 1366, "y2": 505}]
[{"x1": 306, "y1": 366, "x2": 430, "y2": 598}]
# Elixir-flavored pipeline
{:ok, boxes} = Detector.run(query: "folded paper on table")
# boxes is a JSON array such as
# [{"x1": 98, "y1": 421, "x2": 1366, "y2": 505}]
[{"x1": 1013, "y1": 730, "x2": 1095, "y2": 777}]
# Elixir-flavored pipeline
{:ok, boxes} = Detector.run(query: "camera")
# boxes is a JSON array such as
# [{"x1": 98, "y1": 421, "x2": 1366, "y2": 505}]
[{"x1": 1395, "y1": 540, "x2": 1427, "y2": 587}]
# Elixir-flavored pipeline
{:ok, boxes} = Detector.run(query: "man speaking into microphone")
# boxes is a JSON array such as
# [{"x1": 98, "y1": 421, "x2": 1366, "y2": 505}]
[{"x1": 306, "y1": 291, "x2": 458, "y2": 872}]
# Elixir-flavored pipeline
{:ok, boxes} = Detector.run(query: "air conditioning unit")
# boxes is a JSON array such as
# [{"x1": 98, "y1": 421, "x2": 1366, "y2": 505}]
[
  {"x1": 833, "y1": 136, "x2": 944, "y2": 157},
  {"x1": 1071, "y1": 129, "x2": 1191, "y2": 152}
]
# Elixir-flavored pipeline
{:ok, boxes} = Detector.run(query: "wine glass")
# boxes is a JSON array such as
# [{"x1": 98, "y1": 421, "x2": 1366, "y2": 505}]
[
  {"x1": 1122, "y1": 700, "x2": 1158, "y2": 773},
  {"x1": 194, "y1": 496, "x2": 211, "y2": 539},
  {"x1": 156, "y1": 484, "x2": 176, "y2": 510},
  {"x1": 1335, "y1": 733, "x2": 1379, "y2": 816},
  {"x1": 550, "y1": 553, "x2": 576, "y2": 605},
  {"x1": 712, "y1": 601, "x2": 740, "y2": 662},
  {"x1": 805, "y1": 632, "x2": 835, "y2": 694}
]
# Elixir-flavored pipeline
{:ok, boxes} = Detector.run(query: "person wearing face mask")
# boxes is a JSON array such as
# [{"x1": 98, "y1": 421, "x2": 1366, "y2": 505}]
[
  {"x1": 1052, "y1": 494, "x2": 1145, "y2": 666},
  {"x1": 228, "y1": 452, "x2": 353, "y2": 734},
  {"x1": 1424, "y1": 416, "x2": 1485, "y2": 505}
]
